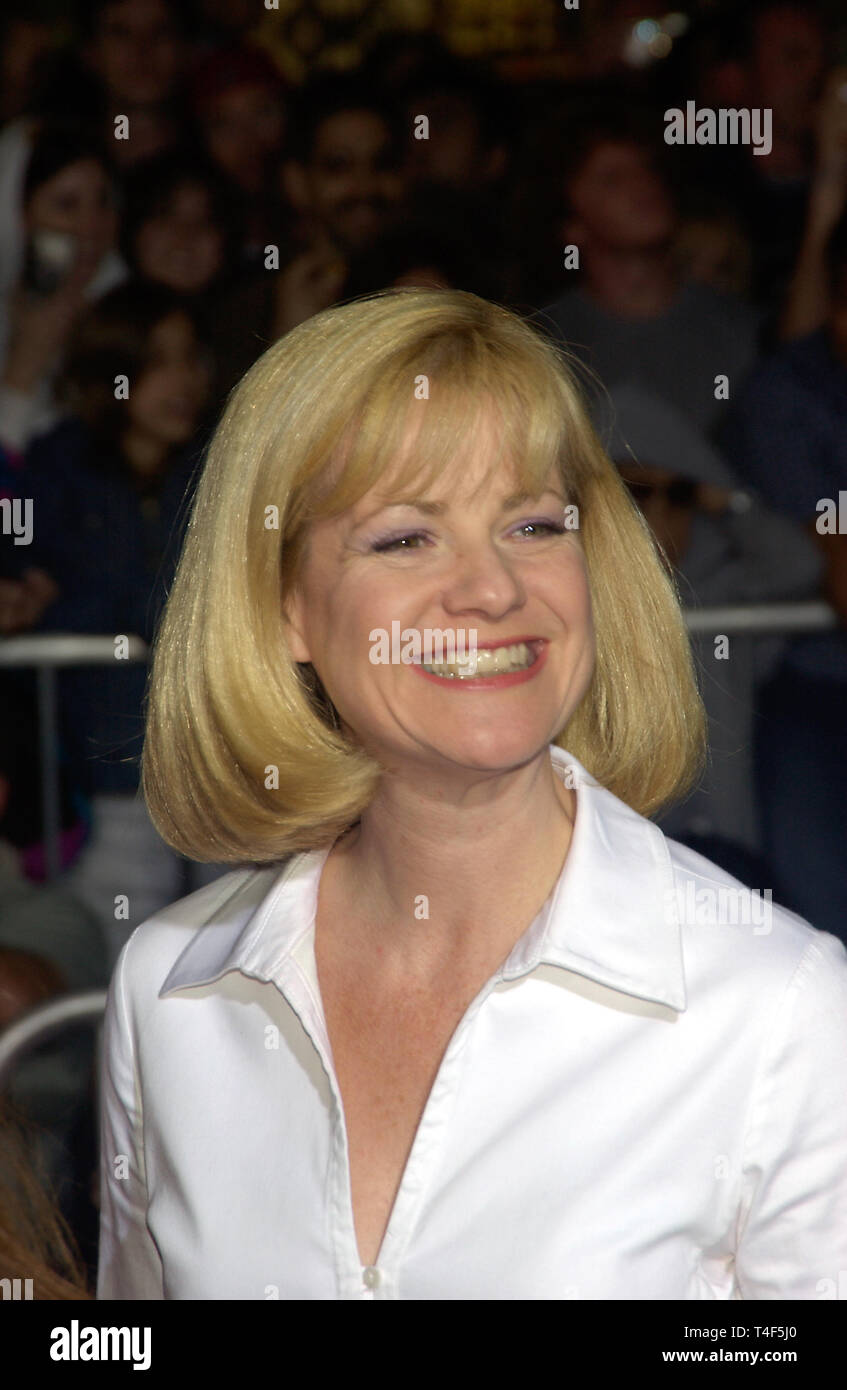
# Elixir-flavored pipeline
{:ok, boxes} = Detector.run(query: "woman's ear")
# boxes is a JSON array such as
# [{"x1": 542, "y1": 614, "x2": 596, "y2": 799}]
[{"x1": 281, "y1": 587, "x2": 312, "y2": 664}]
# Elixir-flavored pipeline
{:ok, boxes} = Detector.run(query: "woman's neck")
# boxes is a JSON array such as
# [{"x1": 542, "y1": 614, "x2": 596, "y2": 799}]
[{"x1": 319, "y1": 750, "x2": 576, "y2": 987}]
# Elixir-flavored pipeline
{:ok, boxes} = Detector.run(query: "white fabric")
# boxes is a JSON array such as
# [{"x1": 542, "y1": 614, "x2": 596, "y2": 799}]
[{"x1": 96, "y1": 745, "x2": 847, "y2": 1300}]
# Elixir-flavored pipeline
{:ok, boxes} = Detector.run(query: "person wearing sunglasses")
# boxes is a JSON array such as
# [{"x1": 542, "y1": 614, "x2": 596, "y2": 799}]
[{"x1": 596, "y1": 382, "x2": 822, "y2": 872}]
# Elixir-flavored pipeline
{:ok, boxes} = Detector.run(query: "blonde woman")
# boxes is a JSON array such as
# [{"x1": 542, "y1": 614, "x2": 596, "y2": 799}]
[{"x1": 96, "y1": 289, "x2": 847, "y2": 1300}]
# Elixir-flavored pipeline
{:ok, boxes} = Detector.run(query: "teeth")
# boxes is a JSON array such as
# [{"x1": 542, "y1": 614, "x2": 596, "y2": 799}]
[{"x1": 422, "y1": 641, "x2": 537, "y2": 679}]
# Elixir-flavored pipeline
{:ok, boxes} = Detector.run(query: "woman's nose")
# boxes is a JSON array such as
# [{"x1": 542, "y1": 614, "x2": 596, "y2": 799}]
[{"x1": 441, "y1": 543, "x2": 525, "y2": 614}]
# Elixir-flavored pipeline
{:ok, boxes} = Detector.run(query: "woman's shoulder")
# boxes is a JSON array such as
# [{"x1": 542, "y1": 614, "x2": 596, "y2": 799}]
[
  {"x1": 662, "y1": 832, "x2": 847, "y2": 1000},
  {"x1": 108, "y1": 856, "x2": 304, "y2": 1002}
]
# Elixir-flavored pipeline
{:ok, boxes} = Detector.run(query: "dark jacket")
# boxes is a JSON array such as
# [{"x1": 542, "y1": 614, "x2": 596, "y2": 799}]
[{"x1": 19, "y1": 417, "x2": 204, "y2": 795}]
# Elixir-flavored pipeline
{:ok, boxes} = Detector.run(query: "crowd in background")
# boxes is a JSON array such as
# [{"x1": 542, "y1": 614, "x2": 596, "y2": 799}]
[{"x1": 0, "y1": 0, "x2": 846, "y2": 1297}]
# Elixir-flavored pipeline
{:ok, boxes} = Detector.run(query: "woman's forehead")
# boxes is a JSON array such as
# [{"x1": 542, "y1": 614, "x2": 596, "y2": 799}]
[
  {"x1": 348, "y1": 455, "x2": 565, "y2": 518},
  {"x1": 304, "y1": 373, "x2": 574, "y2": 525}
]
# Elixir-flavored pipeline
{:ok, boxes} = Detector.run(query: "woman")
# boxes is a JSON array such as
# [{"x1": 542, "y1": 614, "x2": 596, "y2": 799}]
[{"x1": 97, "y1": 289, "x2": 847, "y2": 1300}]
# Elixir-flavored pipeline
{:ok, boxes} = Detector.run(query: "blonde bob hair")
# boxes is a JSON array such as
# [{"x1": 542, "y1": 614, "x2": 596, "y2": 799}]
[{"x1": 142, "y1": 288, "x2": 707, "y2": 863}]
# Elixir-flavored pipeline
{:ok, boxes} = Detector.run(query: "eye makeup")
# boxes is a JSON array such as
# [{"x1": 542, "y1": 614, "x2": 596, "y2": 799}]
[{"x1": 368, "y1": 516, "x2": 568, "y2": 553}]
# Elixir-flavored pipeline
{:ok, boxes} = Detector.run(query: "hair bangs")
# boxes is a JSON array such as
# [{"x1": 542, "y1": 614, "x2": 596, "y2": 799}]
[{"x1": 292, "y1": 321, "x2": 579, "y2": 531}]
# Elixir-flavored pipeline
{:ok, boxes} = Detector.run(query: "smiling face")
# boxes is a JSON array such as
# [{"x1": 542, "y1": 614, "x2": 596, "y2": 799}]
[
  {"x1": 25, "y1": 158, "x2": 117, "y2": 272},
  {"x1": 283, "y1": 409, "x2": 596, "y2": 779},
  {"x1": 134, "y1": 182, "x2": 225, "y2": 292},
  {"x1": 291, "y1": 109, "x2": 404, "y2": 255}
]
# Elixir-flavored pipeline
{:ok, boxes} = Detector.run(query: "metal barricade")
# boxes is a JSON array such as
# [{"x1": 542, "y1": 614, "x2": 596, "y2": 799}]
[
  {"x1": 0, "y1": 633, "x2": 148, "y2": 880},
  {"x1": 0, "y1": 989, "x2": 108, "y2": 1091}
]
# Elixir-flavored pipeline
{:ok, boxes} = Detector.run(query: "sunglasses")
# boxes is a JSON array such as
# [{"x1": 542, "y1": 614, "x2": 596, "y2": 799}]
[{"x1": 621, "y1": 474, "x2": 698, "y2": 508}]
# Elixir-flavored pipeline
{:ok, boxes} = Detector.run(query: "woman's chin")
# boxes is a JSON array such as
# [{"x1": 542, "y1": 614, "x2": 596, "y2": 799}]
[{"x1": 416, "y1": 724, "x2": 555, "y2": 773}]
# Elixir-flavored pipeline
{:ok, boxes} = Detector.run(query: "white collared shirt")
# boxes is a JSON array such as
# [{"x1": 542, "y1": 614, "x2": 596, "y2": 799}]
[{"x1": 96, "y1": 746, "x2": 847, "y2": 1300}]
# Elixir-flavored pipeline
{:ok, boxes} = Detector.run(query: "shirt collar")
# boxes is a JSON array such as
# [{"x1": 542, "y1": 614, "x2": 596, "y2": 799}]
[{"x1": 159, "y1": 745, "x2": 686, "y2": 1012}]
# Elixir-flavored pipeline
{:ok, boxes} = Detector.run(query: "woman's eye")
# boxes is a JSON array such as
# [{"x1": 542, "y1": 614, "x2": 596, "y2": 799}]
[
  {"x1": 371, "y1": 532, "x2": 428, "y2": 553},
  {"x1": 512, "y1": 520, "x2": 566, "y2": 539}
]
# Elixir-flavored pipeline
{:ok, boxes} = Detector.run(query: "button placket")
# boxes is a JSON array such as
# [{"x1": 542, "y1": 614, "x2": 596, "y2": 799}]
[{"x1": 298, "y1": 932, "x2": 503, "y2": 1298}]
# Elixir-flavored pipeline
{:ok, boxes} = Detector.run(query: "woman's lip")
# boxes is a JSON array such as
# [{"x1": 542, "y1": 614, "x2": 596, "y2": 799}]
[
  {"x1": 473, "y1": 636, "x2": 545, "y2": 650},
  {"x1": 411, "y1": 639, "x2": 549, "y2": 690}
]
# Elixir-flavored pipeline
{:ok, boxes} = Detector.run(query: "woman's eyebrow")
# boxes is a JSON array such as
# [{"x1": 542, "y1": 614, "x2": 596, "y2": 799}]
[{"x1": 355, "y1": 488, "x2": 566, "y2": 524}]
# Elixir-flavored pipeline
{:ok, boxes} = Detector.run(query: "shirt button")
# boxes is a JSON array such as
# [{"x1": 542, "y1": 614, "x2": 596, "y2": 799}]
[{"x1": 362, "y1": 1266, "x2": 381, "y2": 1290}]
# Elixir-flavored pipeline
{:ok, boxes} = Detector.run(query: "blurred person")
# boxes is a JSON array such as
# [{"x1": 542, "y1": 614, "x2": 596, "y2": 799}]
[
  {"x1": 0, "y1": 4, "x2": 55, "y2": 125},
  {"x1": 281, "y1": 73, "x2": 405, "y2": 264},
  {"x1": 594, "y1": 382, "x2": 821, "y2": 864},
  {"x1": 720, "y1": 211, "x2": 847, "y2": 944},
  {"x1": 15, "y1": 0, "x2": 195, "y2": 170},
  {"x1": 65, "y1": 0, "x2": 193, "y2": 166},
  {"x1": 79, "y1": 0, "x2": 191, "y2": 113},
  {"x1": 738, "y1": 0, "x2": 826, "y2": 179},
  {"x1": 0, "y1": 0, "x2": 192, "y2": 301},
  {"x1": 119, "y1": 148, "x2": 249, "y2": 407},
  {"x1": 398, "y1": 54, "x2": 509, "y2": 195},
  {"x1": 393, "y1": 53, "x2": 518, "y2": 301},
  {"x1": 189, "y1": 43, "x2": 289, "y2": 262},
  {"x1": 535, "y1": 104, "x2": 761, "y2": 438},
  {"x1": 119, "y1": 147, "x2": 245, "y2": 295},
  {"x1": 779, "y1": 64, "x2": 847, "y2": 338},
  {"x1": 96, "y1": 290, "x2": 847, "y2": 1300},
  {"x1": 666, "y1": 7, "x2": 751, "y2": 113},
  {"x1": 0, "y1": 122, "x2": 126, "y2": 457},
  {"x1": 202, "y1": 217, "x2": 484, "y2": 401},
  {"x1": 0, "y1": 1094, "x2": 92, "y2": 1297},
  {"x1": 17, "y1": 282, "x2": 228, "y2": 966},
  {"x1": 204, "y1": 73, "x2": 407, "y2": 391},
  {"x1": 694, "y1": 0, "x2": 830, "y2": 320}
]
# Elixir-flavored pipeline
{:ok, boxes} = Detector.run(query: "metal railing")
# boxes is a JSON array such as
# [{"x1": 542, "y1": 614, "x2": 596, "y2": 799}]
[
  {"x1": 0, "y1": 990, "x2": 108, "y2": 1089},
  {"x1": 682, "y1": 600, "x2": 838, "y2": 634},
  {"x1": 0, "y1": 603, "x2": 840, "y2": 879},
  {"x1": 0, "y1": 634, "x2": 148, "y2": 879}
]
